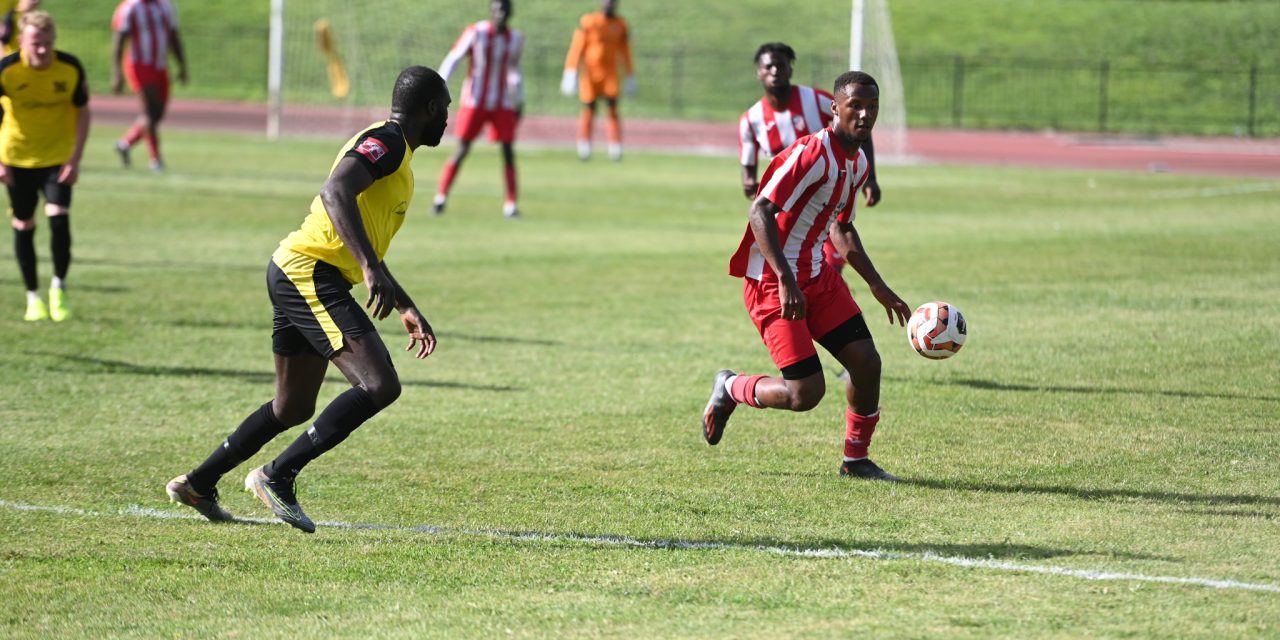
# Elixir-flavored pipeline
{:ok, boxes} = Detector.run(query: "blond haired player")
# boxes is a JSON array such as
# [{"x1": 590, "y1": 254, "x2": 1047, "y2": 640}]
[
  {"x1": 0, "y1": 10, "x2": 90, "y2": 322},
  {"x1": 560, "y1": 0, "x2": 633, "y2": 161}
]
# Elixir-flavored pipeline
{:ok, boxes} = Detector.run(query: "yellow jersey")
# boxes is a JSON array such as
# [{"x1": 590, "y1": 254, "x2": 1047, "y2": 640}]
[
  {"x1": 278, "y1": 121, "x2": 415, "y2": 284},
  {"x1": 0, "y1": 50, "x2": 89, "y2": 168}
]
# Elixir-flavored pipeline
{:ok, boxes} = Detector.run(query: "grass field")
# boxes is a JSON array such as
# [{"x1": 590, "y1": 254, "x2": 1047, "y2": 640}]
[{"x1": 1, "y1": 128, "x2": 1279, "y2": 637}]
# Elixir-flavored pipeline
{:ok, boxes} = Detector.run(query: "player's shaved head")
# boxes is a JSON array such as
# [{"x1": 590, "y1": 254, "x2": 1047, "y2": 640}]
[
  {"x1": 834, "y1": 70, "x2": 878, "y2": 96},
  {"x1": 754, "y1": 42, "x2": 795, "y2": 65},
  {"x1": 392, "y1": 66, "x2": 448, "y2": 112}
]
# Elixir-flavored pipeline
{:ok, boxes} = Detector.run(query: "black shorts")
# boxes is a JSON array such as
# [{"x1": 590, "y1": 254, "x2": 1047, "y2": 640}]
[
  {"x1": 6, "y1": 165, "x2": 72, "y2": 221},
  {"x1": 267, "y1": 249, "x2": 377, "y2": 358}
]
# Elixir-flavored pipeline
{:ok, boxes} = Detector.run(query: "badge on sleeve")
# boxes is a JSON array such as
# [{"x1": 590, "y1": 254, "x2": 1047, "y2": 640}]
[{"x1": 356, "y1": 137, "x2": 388, "y2": 163}]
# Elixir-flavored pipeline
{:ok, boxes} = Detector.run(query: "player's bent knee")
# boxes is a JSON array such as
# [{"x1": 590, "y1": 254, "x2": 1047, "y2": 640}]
[
  {"x1": 363, "y1": 376, "x2": 402, "y2": 409},
  {"x1": 45, "y1": 205, "x2": 69, "y2": 217},
  {"x1": 11, "y1": 217, "x2": 35, "y2": 231},
  {"x1": 274, "y1": 403, "x2": 316, "y2": 427}
]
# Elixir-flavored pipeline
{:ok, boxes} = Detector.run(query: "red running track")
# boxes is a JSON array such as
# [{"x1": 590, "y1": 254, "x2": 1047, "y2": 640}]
[{"x1": 94, "y1": 95, "x2": 1280, "y2": 179}]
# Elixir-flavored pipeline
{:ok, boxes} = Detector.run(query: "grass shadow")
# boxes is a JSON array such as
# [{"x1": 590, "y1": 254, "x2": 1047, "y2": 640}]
[
  {"x1": 36, "y1": 353, "x2": 522, "y2": 392},
  {"x1": 905, "y1": 477, "x2": 1280, "y2": 508},
  {"x1": 944, "y1": 377, "x2": 1279, "y2": 403}
]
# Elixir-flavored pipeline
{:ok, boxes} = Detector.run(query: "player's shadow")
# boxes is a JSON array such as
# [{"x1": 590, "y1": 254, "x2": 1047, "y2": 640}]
[
  {"x1": 456, "y1": 528, "x2": 1163, "y2": 562},
  {"x1": 35, "y1": 353, "x2": 522, "y2": 392},
  {"x1": 943, "y1": 377, "x2": 1279, "y2": 403},
  {"x1": 72, "y1": 256, "x2": 263, "y2": 273},
  {"x1": 903, "y1": 477, "x2": 1280, "y2": 508},
  {"x1": 435, "y1": 330, "x2": 562, "y2": 347}
]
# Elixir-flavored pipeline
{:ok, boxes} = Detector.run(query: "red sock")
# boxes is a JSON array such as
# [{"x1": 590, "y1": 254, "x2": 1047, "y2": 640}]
[
  {"x1": 503, "y1": 164, "x2": 517, "y2": 203},
  {"x1": 729, "y1": 375, "x2": 766, "y2": 408},
  {"x1": 122, "y1": 123, "x2": 144, "y2": 147},
  {"x1": 144, "y1": 131, "x2": 160, "y2": 161},
  {"x1": 437, "y1": 160, "x2": 460, "y2": 197},
  {"x1": 844, "y1": 407, "x2": 880, "y2": 459}
]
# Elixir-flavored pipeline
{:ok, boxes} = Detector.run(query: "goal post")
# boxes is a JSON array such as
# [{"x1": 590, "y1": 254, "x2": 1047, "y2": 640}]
[{"x1": 851, "y1": 0, "x2": 910, "y2": 162}]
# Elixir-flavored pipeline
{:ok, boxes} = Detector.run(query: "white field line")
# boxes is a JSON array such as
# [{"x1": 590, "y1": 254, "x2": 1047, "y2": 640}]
[
  {"x1": 1150, "y1": 181, "x2": 1280, "y2": 199},
  {"x1": 3, "y1": 499, "x2": 1278, "y2": 594}
]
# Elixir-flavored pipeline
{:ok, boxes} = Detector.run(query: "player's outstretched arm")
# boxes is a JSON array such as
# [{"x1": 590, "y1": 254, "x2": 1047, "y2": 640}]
[
  {"x1": 749, "y1": 196, "x2": 805, "y2": 321},
  {"x1": 381, "y1": 263, "x2": 436, "y2": 359},
  {"x1": 829, "y1": 220, "x2": 908, "y2": 325},
  {"x1": 318, "y1": 157, "x2": 397, "y2": 320}
]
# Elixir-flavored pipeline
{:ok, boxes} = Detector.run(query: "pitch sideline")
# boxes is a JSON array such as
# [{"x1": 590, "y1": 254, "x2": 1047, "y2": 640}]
[{"x1": 3, "y1": 498, "x2": 1277, "y2": 594}]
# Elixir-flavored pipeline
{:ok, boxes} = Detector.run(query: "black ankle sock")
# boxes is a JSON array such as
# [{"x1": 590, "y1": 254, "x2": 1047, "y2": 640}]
[
  {"x1": 187, "y1": 401, "x2": 289, "y2": 493},
  {"x1": 265, "y1": 387, "x2": 380, "y2": 482}
]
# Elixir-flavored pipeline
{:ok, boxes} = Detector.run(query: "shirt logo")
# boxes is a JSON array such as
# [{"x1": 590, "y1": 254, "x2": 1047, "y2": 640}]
[
  {"x1": 764, "y1": 121, "x2": 776, "y2": 131},
  {"x1": 53, "y1": 81, "x2": 67, "y2": 93},
  {"x1": 793, "y1": 115, "x2": 806, "y2": 131},
  {"x1": 355, "y1": 137, "x2": 388, "y2": 163}
]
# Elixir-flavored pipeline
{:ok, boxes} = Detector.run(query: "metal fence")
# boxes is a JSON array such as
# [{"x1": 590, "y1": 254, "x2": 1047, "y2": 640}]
[{"x1": 60, "y1": 25, "x2": 1279, "y2": 137}]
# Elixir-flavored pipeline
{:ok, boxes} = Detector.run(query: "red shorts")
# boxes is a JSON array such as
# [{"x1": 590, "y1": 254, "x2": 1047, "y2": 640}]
[
  {"x1": 743, "y1": 266, "x2": 862, "y2": 370},
  {"x1": 453, "y1": 106, "x2": 518, "y2": 143},
  {"x1": 123, "y1": 63, "x2": 170, "y2": 104}
]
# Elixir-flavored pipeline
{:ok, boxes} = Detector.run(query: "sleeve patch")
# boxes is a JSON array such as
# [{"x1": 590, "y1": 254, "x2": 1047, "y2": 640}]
[{"x1": 355, "y1": 137, "x2": 388, "y2": 163}]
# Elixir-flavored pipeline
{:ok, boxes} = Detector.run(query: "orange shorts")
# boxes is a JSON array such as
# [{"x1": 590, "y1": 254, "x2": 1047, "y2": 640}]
[
  {"x1": 743, "y1": 266, "x2": 862, "y2": 370},
  {"x1": 124, "y1": 63, "x2": 170, "y2": 104},
  {"x1": 578, "y1": 74, "x2": 620, "y2": 103},
  {"x1": 453, "y1": 106, "x2": 518, "y2": 143}
]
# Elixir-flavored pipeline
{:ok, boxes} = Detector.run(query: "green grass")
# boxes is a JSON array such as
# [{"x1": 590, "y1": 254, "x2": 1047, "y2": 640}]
[
  {"x1": 1, "y1": 128, "x2": 1279, "y2": 637},
  {"x1": 50, "y1": 0, "x2": 1280, "y2": 134}
]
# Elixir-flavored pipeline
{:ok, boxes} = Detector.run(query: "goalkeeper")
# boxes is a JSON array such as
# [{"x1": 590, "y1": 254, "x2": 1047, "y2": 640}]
[{"x1": 560, "y1": 0, "x2": 633, "y2": 161}]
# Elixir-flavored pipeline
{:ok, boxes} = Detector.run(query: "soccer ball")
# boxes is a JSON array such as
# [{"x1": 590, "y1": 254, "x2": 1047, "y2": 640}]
[{"x1": 907, "y1": 301, "x2": 967, "y2": 359}]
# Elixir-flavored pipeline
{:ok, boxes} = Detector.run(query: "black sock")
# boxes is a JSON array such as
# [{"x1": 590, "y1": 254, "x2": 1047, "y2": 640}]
[
  {"x1": 265, "y1": 387, "x2": 380, "y2": 482},
  {"x1": 14, "y1": 227, "x2": 36, "y2": 291},
  {"x1": 187, "y1": 401, "x2": 290, "y2": 493},
  {"x1": 48, "y1": 215, "x2": 70, "y2": 281}
]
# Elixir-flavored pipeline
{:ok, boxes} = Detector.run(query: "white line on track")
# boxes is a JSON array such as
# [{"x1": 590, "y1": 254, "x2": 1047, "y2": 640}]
[
  {"x1": 1150, "y1": 181, "x2": 1280, "y2": 199},
  {"x1": 4, "y1": 499, "x2": 1278, "y2": 594}
]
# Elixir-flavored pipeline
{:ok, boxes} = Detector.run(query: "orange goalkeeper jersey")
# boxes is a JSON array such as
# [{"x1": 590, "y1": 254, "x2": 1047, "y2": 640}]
[{"x1": 564, "y1": 12, "x2": 631, "y2": 82}]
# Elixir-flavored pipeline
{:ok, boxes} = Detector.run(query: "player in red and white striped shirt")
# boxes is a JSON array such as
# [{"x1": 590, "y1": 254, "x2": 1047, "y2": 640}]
[
  {"x1": 433, "y1": 0, "x2": 524, "y2": 219},
  {"x1": 739, "y1": 43, "x2": 881, "y2": 271},
  {"x1": 707, "y1": 71, "x2": 911, "y2": 481},
  {"x1": 110, "y1": 0, "x2": 185, "y2": 172}
]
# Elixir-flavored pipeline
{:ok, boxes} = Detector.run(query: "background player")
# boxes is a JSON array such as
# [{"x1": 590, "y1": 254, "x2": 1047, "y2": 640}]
[
  {"x1": 560, "y1": 0, "x2": 633, "y2": 161},
  {"x1": 110, "y1": 0, "x2": 186, "y2": 172},
  {"x1": 433, "y1": 0, "x2": 524, "y2": 219},
  {"x1": 739, "y1": 42, "x2": 881, "y2": 272},
  {"x1": 165, "y1": 66, "x2": 450, "y2": 533},
  {"x1": 705, "y1": 71, "x2": 911, "y2": 481},
  {"x1": 0, "y1": 0, "x2": 40, "y2": 56},
  {"x1": 0, "y1": 10, "x2": 90, "y2": 322}
]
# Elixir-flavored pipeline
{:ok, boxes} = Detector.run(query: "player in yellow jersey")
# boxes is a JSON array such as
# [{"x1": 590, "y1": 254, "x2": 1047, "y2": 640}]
[
  {"x1": 561, "y1": 0, "x2": 633, "y2": 161},
  {"x1": 165, "y1": 67, "x2": 451, "y2": 533},
  {"x1": 0, "y1": 10, "x2": 89, "y2": 322},
  {"x1": 0, "y1": 0, "x2": 40, "y2": 56}
]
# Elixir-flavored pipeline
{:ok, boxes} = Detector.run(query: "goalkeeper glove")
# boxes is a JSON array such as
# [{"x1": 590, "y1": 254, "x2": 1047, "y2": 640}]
[{"x1": 560, "y1": 70, "x2": 578, "y2": 96}]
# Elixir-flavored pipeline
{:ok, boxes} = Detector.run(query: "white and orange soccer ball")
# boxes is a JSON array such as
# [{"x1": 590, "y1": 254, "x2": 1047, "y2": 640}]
[{"x1": 907, "y1": 301, "x2": 967, "y2": 359}]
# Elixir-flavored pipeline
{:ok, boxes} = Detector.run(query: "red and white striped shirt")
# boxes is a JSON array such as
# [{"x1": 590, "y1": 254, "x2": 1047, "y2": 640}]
[
  {"x1": 113, "y1": 0, "x2": 179, "y2": 69},
  {"x1": 440, "y1": 21, "x2": 524, "y2": 111},
  {"x1": 729, "y1": 128, "x2": 869, "y2": 284},
  {"x1": 739, "y1": 85, "x2": 834, "y2": 167}
]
